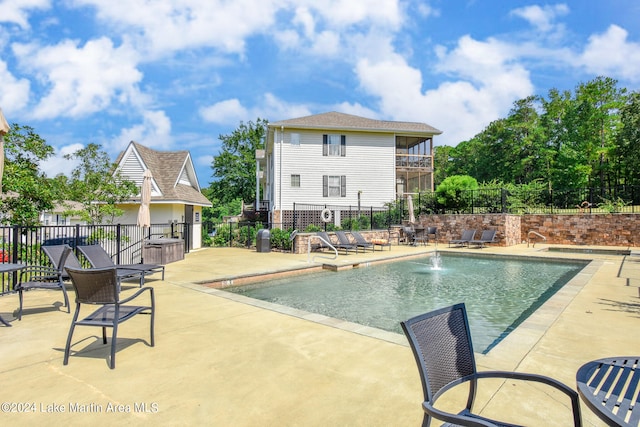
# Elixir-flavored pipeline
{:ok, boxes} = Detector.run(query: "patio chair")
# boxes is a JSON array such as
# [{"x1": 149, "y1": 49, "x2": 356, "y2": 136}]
[
  {"x1": 334, "y1": 230, "x2": 359, "y2": 254},
  {"x1": 350, "y1": 231, "x2": 375, "y2": 252},
  {"x1": 448, "y1": 229, "x2": 476, "y2": 248},
  {"x1": 402, "y1": 226, "x2": 416, "y2": 245},
  {"x1": 78, "y1": 244, "x2": 164, "y2": 286},
  {"x1": 313, "y1": 232, "x2": 334, "y2": 252},
  {"x1": 469, "y1": 230, "x2": 496, "y2": 249},
  {"x1": 44, "y1": 244, "x2": 143, "y2": 287},
  {"x1": 426, "y1": 226, "x2": 438, "y2": 243},
  {"x1": 64, "y1": 267, "x2": 155, "y2": 369},
  {"x1": 469, "y1": 230, "x2": 497, "y2": 249},
  {"x1": 42, "y1": 244, "x2": 84, "y2": 281},
  {"x1": 401, "y1": 303, "x2": 582, "y2": 427},
  {"x1": 16, "y1": 245, "x2": 72, "y2": 320},
  {"x1": 413, "y1": 227, "x2": 429, "y2": 246}
]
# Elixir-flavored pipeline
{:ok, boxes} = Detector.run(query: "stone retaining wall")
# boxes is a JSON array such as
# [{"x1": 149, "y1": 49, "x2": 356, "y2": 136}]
[
  {"x1": 290, "y1": 213, "x2": 640, "y2": 251},
  {"x1": 520, "y1": 214, "x2": 640, "y2": 246}
]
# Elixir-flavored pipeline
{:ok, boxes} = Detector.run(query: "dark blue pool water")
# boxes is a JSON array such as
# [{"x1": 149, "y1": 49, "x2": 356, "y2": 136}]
[{"x1": 226, "y1": 253, "x2": 588, "y2": 353}]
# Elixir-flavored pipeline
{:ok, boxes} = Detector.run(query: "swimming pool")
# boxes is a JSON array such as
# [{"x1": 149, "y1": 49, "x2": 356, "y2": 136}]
[{"x1": 226, "y1": 253, "x2": 588, "y2": 353}]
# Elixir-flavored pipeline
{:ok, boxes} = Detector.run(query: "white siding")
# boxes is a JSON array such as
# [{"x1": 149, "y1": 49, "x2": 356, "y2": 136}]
[{"x1": 273, "y1": 129, "x2": 395, "y2": 210}]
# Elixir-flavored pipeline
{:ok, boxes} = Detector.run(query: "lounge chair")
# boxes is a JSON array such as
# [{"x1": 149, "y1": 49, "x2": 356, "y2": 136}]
[
  {"x1": 349, "y1": 231, "x2": 374, "y2": 252},
  {"x1": 401, "y1": 303, "x2": 582, "y2": 427},
  {"x1": 41, "y1": 244, "x2": 84, "y2": 281},
  {"x1": 448, "y1": 229, "x2": 476, "y2": 247},
  {"x1": 64, "y1": 267, "x2": 155, "y2": 369},
  {"x1": 333, "y1": 230, "x2": 359, "y2": 254},
  {"x1": 78, "y1": 244, "x2": 164, "y2": 286},
  {"x1": 469, "y1": 229, "x2": 497, "y2": 248},
  {"x1": 312, "y1": 232, "x2": 334, "y2": 252},
  {"x1": 16, "y1": 245, "x2": 72, "y2": 320}
]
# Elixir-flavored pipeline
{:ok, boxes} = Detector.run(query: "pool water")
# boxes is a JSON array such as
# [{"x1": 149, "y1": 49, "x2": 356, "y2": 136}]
[{"x1": 226, "y1": 253, "x2": 588, "y2": 353}]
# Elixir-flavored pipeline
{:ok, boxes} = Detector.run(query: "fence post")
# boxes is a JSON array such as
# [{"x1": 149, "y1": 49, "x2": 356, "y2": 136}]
[
  {"x1": 11, "y1": 225, "x2": 19, "y2": 263},
  {"x1": 370, "y1": 207, "x2": 373, "y2": 230},
  {"x1": 293, "y1": 202, "x2": 297, "y2": 231},
  {"x1": 115, "y1": 224, "x2": 122, "y2": 264},
  {"x1": 501, "y1": 189, "x2": 507, "y2": 213}
]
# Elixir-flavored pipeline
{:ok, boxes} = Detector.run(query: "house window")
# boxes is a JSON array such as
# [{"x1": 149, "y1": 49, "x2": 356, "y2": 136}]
[
  {"x1": 322, "y1": 134, "x2": 346, "y2": 156},
  {"x1": 323, "y1": 175, "x2": 346, "y2": 197},
  {"x1": 291, "y1": 174, "x2": 300, "y2": 187},
  {"x1": 290, "y1": 133, "x2": 300, "y2": 146}
]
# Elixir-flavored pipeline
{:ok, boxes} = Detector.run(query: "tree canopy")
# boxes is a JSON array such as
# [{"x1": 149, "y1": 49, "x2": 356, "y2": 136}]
[
  {"x1": 63, "y1": 143, "x2": 137, "y2": 224},
  {"x1": 209, "y1": 118, "x2": 267, "y2": 206},
  {"x1": 436, "y1": 77, "x2": 638, "y2": 191},
  {"x1": 1, "y1": 124, "x2": 56, "y2": 225}
]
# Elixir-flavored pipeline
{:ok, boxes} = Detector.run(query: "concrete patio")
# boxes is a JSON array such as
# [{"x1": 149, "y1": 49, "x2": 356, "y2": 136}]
[{"x1": 1, "y1": 243, "x2": 639, "y2": 426}]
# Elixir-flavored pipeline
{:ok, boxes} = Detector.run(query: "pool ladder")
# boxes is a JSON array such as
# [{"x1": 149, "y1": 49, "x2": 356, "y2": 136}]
[
  {"x1": 308, "y1": 235, "x2": 338, "y2": 263},
  {"x1": 527, "y1": 230, "x2": 547, "y2": 248}
]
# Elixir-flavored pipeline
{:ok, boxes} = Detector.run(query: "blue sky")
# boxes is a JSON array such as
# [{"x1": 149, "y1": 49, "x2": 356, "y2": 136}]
[{"x1": 1, "y1": 1, "x2": 639, "y2": 186}]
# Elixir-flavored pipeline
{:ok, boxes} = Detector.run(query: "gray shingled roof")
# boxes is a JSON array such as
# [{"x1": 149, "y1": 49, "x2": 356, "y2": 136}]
[
  {"x1": 269, "y1": 111, "x2": 442, "y2": 135},
  {"x1": 123, "y1": 142, "x2": 211, "y2": 206}
]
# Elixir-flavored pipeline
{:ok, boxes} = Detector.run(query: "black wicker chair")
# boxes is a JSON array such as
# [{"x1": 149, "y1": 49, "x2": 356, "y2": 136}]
[
  {"x1": 401, "y1": 303, "x2": 582, "y2": 427},
  {"x1": 64, "y1": 267, "x2": 155, "y2": 369},
  {"x1": 16, "y1": 245, "x2": 72, "y2": 320}
]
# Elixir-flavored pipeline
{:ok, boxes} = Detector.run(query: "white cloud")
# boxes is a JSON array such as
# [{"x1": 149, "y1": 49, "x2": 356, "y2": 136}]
[
  {"x1": 199, "y1": 99, "x2": 249, "y2": 126},
  {"x1": 40, "y1": 142, "x2": 84, "y2": 177},
  {"x1": 12, "y1": 37, "x2": 142, "y2": 119},
  {"x1": 200, "y1": 94, "x2": 312, "y2": 125},
  {"x1": 0, "y1": 60, "x2": 31, "y2": 111},
  {"x1": 110, "y1": 110, "x2": 172, "y2": 153},
  {"x1": 510, "y1": 4, "x2": 569, "y2": 33},
  {"x1": 580, "y1": 25, "x2": 640, "y2": 83},
  {"x1": 0, "y1": 0, "x2": 50, "y2": 29},
  {"x1": 356, "y1": 33, "x2": 534, "y2": 146},
  {"x1": 71, "y1": 0, "x2": 284, "y2": 58}
]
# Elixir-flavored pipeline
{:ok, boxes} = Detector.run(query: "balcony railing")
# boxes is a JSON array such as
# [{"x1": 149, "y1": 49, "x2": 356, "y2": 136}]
[{"x1": 395, "y1": 154, "x2": 433, "y2": 170}]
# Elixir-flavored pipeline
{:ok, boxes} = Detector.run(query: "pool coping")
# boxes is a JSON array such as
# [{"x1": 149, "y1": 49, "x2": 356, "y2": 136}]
[{"x1": 198, "y1": 250, "x2": 604, "y2": 357}]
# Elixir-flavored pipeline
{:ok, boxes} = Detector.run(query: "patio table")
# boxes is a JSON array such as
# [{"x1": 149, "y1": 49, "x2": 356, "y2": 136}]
[
  {"x1": 0, "y1": 263, "x2": 26, "y2": 326},
  {"x1": 576, "y1": 356, "x2": 640, "y2": 426}
]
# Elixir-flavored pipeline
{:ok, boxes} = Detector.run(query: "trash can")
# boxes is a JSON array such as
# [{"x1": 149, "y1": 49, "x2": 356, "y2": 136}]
[{"x1": 256, "y1": 229, "x2": 271, "y2": 253}]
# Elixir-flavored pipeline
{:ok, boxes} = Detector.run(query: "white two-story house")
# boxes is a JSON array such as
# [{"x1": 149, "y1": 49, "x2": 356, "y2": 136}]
[{"x1": 258, "y1": 112, "x2": 442, "y2": 229}]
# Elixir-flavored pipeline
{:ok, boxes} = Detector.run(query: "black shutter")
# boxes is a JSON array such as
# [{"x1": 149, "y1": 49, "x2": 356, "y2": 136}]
[
  {"x1": 323, "y1": 135, "x2": 328, "y2": 156},
  {"x1": 341, "y1": 135, "x2": 346, "y2": 156},
  {"x1": 323, "y1": 175, "x2": 328, "y2": 197},
  {"x1": 341, "y1": 175, "x2": 346, "y2": 197}
]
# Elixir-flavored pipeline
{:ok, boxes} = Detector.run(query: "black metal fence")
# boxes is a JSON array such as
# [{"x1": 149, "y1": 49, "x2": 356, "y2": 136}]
[
  {"x1": 409, "y1": 185, "x2": 640, "y2": 215},
  {"x1": 1, "y1": 222, "x2": 189, "y2": 295}
]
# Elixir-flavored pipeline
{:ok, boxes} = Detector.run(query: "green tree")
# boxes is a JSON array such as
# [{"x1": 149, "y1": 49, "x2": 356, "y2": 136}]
[
  {"x1": 210, "y1": 118, "x2": 267, "y2": 204},
  {"x1": 433, "y1": 145, "x2": 455, "y2": 186},
  {"x1": 435, "y1": 175, "x2": 478, "y2": 211},
  {"x1": 615, "y1": 91, "x2": 640, "y2": 186},
  {"x1": 64, "y1": 143, "x2": 137, "y2": 224},
  {"x1": 570, "y1": 76, "x2": 626, "y2": 189},
  {"x1": 1, "y1": 124, "x2": 56, "y2": 225}
]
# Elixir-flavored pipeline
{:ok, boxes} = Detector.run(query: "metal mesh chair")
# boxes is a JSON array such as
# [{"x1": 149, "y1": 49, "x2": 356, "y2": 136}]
[
  {"x1": 448, "y1": 229, "x2": 476, "y2": 248},
  {"x1": 42, "y1": 244, "x2": 83, "y2": 281},
  {"x1": 401, "y1": 303, "x2": 582, "y2": 427},
  {"x1": 64, "y1": 267, "x2": 155, "y2": 369},
  {"x1": 78, "y1": 244, "x2": 164, "y2": 285},
  {"x1": 16, "y1": 245, "x2": 72, "y2": 320}
]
